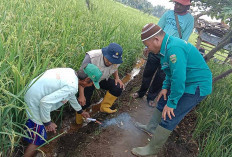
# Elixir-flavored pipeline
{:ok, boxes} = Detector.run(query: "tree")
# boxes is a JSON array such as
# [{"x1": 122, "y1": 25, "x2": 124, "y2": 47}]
[
  {"x1": 152, "y1": 5, "x2": 168, "y2": 18},
  {"x1": 114, "y1": 0, "x2": 158, "y2": 16},
  {"x1": 192, "y1": 0, "x2": 232, "y2": 82}
]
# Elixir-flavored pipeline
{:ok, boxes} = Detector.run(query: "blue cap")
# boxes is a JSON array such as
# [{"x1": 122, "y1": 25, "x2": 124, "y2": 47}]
[{"x1": 102, "y1": 43, "x2": 123, "y2": 64}]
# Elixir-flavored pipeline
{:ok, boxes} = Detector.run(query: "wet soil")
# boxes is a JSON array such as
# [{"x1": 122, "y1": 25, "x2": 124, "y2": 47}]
[{"x1": 52, "y1": 65, "x2": 199, "y2": 157}]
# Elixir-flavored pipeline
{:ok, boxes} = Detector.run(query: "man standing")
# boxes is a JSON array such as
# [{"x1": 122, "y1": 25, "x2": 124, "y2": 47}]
[
  {"x1": 131, "y1": 23, "x2": 212, "y2": 156},
  {"x1": 24, "y1": 64, "x2": 102, "y2": 157},
  {"x1": 132, "y1": 0, "x2": 194, "y2": 107},
  {"x1": 76, "y1": 43, "x2": 124, "y2": 124}
]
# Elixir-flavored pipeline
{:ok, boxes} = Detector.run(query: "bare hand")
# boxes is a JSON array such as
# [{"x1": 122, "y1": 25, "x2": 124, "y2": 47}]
[
  {"x1": 45, "y1": 122, "x2": 57, "y2": 134},
  {"x1": 61, "y1": 100, "x2": 68, "y2": 104},
  {"x1": 162, "y1": 105, "x2": 175, "y2": 121},
  {"x1": 143, "y1": 48, "x2": 150, "y2": 58},
  {"x1": 115, "y1": 78, "x2": 125, "y2": 90},
  {"x1": 156, "y1": 89, "x2": 168, "y2": 102},
  {"x1": 81, "y1": 111, "x2": 90, "y2": 119},
  {"x1": 78, "y1": 95, "x2": 86, "y2": 106}
]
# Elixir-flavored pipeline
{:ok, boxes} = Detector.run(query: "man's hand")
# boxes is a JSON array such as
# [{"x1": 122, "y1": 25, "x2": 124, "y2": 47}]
[
  {"x1": 61, "y1": 100, "x2": 68, "y2": 104},
  {"x1": 156, "y1": 89, "x2": 168, "y2": 102},
  {"x1": 81, "y1": 111, "x2": 90, "y2": 119},
  {"x1": 115, "y1": 78, "x2": 125, "y2": 90},
  {"x1": 45, "y1": 122, "x2": 57, "y2": 134},
  {"x1": 143, "y1": 48, "x2": 150, "y2": 58},
  {"x1": 162, "y1": 105, "x2": 175, "y2": 121},
  {"x1": 78, "y1": 95, "x2": 86, "y2": 106}
]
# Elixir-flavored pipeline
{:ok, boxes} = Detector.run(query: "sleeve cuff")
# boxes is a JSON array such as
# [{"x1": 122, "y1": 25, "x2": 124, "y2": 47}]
[
  {"x1": 77, "y1": 109, "x2": 83, "y2": 114},
  {"x1": 162, "y1": 85, "x2": 170, "y2": 90},
  {"x1": 167, "y1": 100, "x2": 177, "y2": 109},
  {"x1": 43, "y1": 121, "x2": 51, "y2": 126}
]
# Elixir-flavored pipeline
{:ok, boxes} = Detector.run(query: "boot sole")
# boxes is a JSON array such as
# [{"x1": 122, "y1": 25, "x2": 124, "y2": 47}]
[
  {"x1": 137, "y1": 128, "x2": 153, "y2": 137},
  {"x1": 131, "y1": 150, "x2": 157, "y2": 157},
  {"x1": 134, "y1": 122, "x2": 153, "y2": 137}
]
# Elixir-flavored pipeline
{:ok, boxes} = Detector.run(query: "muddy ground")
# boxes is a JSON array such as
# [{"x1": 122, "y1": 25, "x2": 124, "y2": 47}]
[{"x1": 54, "y1": 66, "x2": 199, "y2": 157}]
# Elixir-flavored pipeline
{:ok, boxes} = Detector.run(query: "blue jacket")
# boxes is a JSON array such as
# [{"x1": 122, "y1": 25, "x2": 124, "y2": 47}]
[{"x1": 158, "y1": 10, "x2": 194, "y2": 41}]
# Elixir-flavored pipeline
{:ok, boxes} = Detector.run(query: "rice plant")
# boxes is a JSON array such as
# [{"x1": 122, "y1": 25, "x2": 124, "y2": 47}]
[
  {"x1": 194, "y1": 61, "x2": 232, "y2": 156},
  {"x1": 0, "y1": 0, "x2": 156, "y2": 155}
]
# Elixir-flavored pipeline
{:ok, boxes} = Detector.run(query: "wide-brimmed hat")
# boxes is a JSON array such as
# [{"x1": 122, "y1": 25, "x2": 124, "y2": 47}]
[
  {"x1": 102, "y1": 43, "x2": 123, "y2": 64},
  {"x1": 83, "y1": 64, "x2": 102, "y2": 89},
  {"x1": 173, "y1": 0, "x2": 191, "y2": 6}
]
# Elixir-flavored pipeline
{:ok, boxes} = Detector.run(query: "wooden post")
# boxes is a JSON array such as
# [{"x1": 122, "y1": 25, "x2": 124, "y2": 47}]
[
  {"x1": 213, "y1": 68, "x2": 232, "y2": 83},
  {"x1": 196, "y1": 29, "x2": 203, "y2": 49},
  {"x1": 223, "y1": 52, "x2": 232, "y2": 64}
]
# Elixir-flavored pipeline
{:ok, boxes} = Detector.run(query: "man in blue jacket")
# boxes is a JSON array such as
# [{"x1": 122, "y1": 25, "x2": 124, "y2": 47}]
[
  {"x1": 131, "y1": 23, "x2": 212, "y2": 156},
  {"x1": 132, "y1": 0, "x2": 194, "y2": 107}
]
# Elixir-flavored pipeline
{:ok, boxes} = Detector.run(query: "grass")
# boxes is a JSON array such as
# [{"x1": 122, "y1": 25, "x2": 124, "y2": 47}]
[
  {"x1": 0, "y1": 0, "x2": 157, "y2": 155},
  {"x1": 193, "y1": 61, "x2": 232, "y2": 156}
]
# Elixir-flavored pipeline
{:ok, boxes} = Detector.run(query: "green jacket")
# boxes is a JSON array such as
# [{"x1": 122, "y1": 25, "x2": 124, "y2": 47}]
[{"x1": 160, "y1": 34, "x2": 212, "y2": 109}]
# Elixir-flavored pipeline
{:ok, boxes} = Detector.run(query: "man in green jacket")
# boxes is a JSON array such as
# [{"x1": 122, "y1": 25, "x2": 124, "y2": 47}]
[{"x1": 131, "y1": 23, "x2": 212, "y2": 156}]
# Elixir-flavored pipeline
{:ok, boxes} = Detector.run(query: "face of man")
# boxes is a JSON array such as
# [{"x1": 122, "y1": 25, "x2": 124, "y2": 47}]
[
  {"x1": 79, "y1": 78, "x2": 93, "y2": 88},
  {"x1": 174, "y1": 2, "x2": 189, "y2": 14},
  {"x1": 103, "y1": 57, "x2": 113, "y2": 67},
  {"x1": 143, "y1": 38, "x2": 161, "y2": 54}
]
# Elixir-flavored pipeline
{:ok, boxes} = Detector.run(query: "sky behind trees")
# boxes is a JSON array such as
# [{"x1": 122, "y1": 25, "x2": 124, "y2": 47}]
[
  {"x1": 147, "y1": 0, "x2": 174, "y2": 9},
  {"x1": 147, "y1": 0, "x2": 219, "y2": 22}
]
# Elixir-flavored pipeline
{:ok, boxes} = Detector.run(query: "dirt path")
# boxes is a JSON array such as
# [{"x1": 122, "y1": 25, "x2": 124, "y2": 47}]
[{"x1": 74, "y1": 98, "x2": 156, "y2": 157}]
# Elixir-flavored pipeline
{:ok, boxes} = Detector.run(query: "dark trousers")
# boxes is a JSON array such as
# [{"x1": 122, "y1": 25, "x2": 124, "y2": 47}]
[
  {"x1": 81, "y1": 78, "x2": 123, "y2": 110},
  {"x1": 138, "y1": 53, "x2": 166, "y2": 101}
]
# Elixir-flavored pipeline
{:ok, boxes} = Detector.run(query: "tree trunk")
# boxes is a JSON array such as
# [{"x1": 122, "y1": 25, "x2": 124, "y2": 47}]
[
  {"x1": 196, "y1": 29, "x2": 203, "y2": 49},
  {"x1": 213, "y1": 68, "x2": 232, "y2": 83},
  {"x1": 204, "y1": 29, "x2": 232, "y2": 62}
]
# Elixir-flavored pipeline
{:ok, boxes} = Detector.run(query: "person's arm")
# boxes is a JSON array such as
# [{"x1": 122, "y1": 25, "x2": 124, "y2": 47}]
[
  {"x1": 113, "y1": 70, "x2": 124, "y2": 89},
  {"x1": 161, "y1": 47, "x2": 187, "y2": 120},
  {"x1": 40, "y1": 86, "x2": 78, "y2": 124},
  {"x1": 81, "y1": 54, "x2": 91, "y2": 67},
  {"x1": 69, "y1": 94, "x2": 83, "y2": 113},
  {"x1": 162, "y1": 74, "x2": 171, "y2": 90},
  {"x1": 78, "y1": 54, "x2": 92, "y2": 105},
  {"x1": 182, "y1": 15, "x2": 194, "y2": 41},
  {"x1": 69, "y1": 94, "x2": 90, "y2": 118},
  {"x1": 78, "y1": 85, "x2": 86, "y2": 106},
  {"x1": 166, "y1": 47, "x2": 187, "y2": 109}
]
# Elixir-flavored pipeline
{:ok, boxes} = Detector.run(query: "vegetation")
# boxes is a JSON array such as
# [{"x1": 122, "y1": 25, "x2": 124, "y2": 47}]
[
  {"x1": 0, "y1": 0, "x2": 157, "y2": 155},
  {"x1": 194, "y1": 61, "x2": 232, "y2": 156}
]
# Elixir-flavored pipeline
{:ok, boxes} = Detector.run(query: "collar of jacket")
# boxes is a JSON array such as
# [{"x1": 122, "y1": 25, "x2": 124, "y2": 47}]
[{"x1": 160, "y1": 34, "x2": 170, "y2": 57}]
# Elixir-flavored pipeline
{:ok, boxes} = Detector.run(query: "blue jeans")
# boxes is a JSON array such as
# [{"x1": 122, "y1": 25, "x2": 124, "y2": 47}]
[{"x1": 156, "y1": 87, "x2": 206, "y2": 131}]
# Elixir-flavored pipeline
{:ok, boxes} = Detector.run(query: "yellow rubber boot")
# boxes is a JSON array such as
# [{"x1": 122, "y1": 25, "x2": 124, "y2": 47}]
[
  {"x1": 76, "y1": 112, "x2": 83, "y2": 124},
  {"x1": 100, "y1": 91, "x2": 117, "y2": 114}
]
